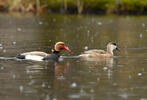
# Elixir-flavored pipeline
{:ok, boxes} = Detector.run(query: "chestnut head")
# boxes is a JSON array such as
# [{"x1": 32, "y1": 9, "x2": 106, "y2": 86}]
[{"x1": 54, "y1": 42, "x2": 71, "y2": 52}]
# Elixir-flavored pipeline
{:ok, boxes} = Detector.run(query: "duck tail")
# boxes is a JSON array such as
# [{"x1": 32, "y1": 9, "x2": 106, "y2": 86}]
[{"x1": 16, "y1": 54, "x2": 25, "y2": 59}]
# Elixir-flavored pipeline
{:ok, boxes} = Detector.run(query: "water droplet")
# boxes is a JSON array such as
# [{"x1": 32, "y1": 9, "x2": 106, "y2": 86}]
[
  {"x1": 19, "y1": 86, "x2": 24, "y2": 92},
  {"x1": 80, "y1": 89, "x2": 84, "y2": 93},
  {"x1": 103, "y1": 67, "x2": 108, "y2": 71},
  {"x1": 90, "y1": 89, "x2": 94, "y2": 93},
  {"x1": 42, "y1": 82, "x2": 46, "y2": 87},
  {"x1": 128, "y1": 75, "x2": 132, "y2": 79},
  {"x1": 142, "y1": 23, "x2": 145, "y2": 27},
  {"x1": 57, "y1": 76, "x2": 65, "y2": 80},
  {"x1": 12, "y1": 41, "x2": 16, "y2": 45},
  {"x1": 53, "y1": 18, "x2": 56, "y2": 22},
  {"x1": 119, "y1": 93, "x2": 128, "y2": 99},
  {"x1": 48, "y1": 85, "x2": 51, "y2": 88},
  {"x1": 59, "y1": 57, "x2": 64, "y2": 62},
  {"x1": 138, "y1": 73, "x2": 142, "y2": 76},
  {"x1": 113, "y1": 83, "x2": 117, "y2": 86},
  {"x1": 39, "y1": 21, "x2": 43, "y2": 25},
  {"x1": 140, "y1": 98, "x2": 147, "y2": 100},
  {"x1": 97, "y1": 77, "x2": 100, "y2": 81},
  {"x1": 1, "y1": 66, "x2": 4, "y2": 70},
  {"x1": 53, "y1": 97, "x2": 57, "y2": 100},
  {"x1": 0, "y1": 44, "x2": 2, "y2": 46},
  {"x1": 84, "y1": 46, "x2": 88, "y2": 50},
  {"x1": 0, "y1": 46, "x2": 3, "y2": 49},
  {"x1": 140, "y1": 33, "x2": 143, "y2": 38},
  {"x1": 70, "y1": 82, "x2": 77, "y2": 88},
  {"x1": 26, "y1": 69, "x2": 30, "y2": 74},
  {"x1": 3, "y1": 49, "x2": 6, "y2": 53},
  {"x1": 28, "y1": 80, "x2": 35, "y2": 85},
  {"x1": 97, "y1": 22, "x2": 102, "y2": 25},
  {"x1": 17, "y1": 28, "x2": 22, "y2": 31},
  {"x1": 45, "y1": 95, "x2": 50, "y2": 100},
  {"x1": 12, "y1": 74, "x2": 16, "y2": 79}
]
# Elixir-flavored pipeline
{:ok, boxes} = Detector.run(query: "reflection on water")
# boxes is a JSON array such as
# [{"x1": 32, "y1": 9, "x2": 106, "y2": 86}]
[{"x1": 0, "y1": 14, "x2": 147, "y2": 100}]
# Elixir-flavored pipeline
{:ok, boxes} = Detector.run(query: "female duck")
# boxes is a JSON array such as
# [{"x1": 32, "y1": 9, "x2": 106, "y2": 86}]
[
  {"x1": 79, "y1": 42, "x2": 119, "y2": 58},
  {"x1": 16, "y1": 42, "x2": 71, "y2": 61}
]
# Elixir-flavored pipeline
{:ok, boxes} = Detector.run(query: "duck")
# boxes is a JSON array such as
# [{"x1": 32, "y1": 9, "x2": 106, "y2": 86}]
[
  {"x1": 16, "y1": 42, "x2": 71, "y2": 61},
  {"x1": 79, "y1": 42, "x2": 119, "y2": 58}
]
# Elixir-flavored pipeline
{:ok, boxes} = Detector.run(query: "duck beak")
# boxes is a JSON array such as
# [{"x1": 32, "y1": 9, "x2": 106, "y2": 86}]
[{"x1": 64, "y1": 46, "x2": 71, "y2": 52}]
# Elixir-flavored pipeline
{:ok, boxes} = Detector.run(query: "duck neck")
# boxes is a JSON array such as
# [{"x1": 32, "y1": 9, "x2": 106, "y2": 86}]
[
  {"x1": 107, "y1": 47, "x2": 114, "y2": 56},
  {"x1": 52, "y1": 49, "x2": 60, "y2": 54}
]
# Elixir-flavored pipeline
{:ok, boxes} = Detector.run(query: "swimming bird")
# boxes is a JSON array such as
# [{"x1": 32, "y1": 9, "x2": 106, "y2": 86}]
[
  {"x1": 16, "y1": 42, "x2": 71, "y2": 61},
  {"x1": 79, "y1": 42, "x2": 119, "y2": 58}
]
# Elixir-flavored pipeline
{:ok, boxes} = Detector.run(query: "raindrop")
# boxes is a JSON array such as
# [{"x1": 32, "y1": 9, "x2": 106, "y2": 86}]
[
  {"x1": 58, "y1": 57, "x2": 64, "y2": 62},
  {"x1": 142, "y1": 23, "x2": 145, "y2": 27},
  {"x1": 19, "y1": 85, "x2": 24, "y2": 92},
  {"x1": 140, "y1": 98, "x2": 147, "y2": 100},
  {"x1": 57, "y1": 76, "x2": 65, "y2": 80},
  {"x1": 84, "y1": 46, "x2": 88, "y2": 50},
  {"x1": 103, "y1": 67, "x2": 108, "y2": 71},
  {"x1": 3, "y1": 49, "x2": 6, "y2": 53},
  {"x1": 12, "y1": 74, "x2": 16, "y2": 79},
  {"x1": 12, "y1": 41, "x2": 16, "y2": 45},
  {"x1": 45, "y1": 95, "x2": 50, "y2": 100},
  {"x1": 113, "y1": 82, "x2": 117, "y2": 86},
  {"x1": 29, "y1": 75, "x2": 33, "y2": 79},
  {"x1": 138, "y1": 73, "x2": 142, "y2": 76},
  {"x1": 140, "y1": 33, "x2": 143, "y2": 38},
  {"x1": 39, "y1": 21, "x2": 43, "y2": 25},
  {"x1": 53, "y1": 18, "x2": 56, "y2": 22},
  {"x1": 90, "y1": 89, "x2": 94, "y2": 93},
  {"x1": 70, "y1": 82, "x2": 77, "y2": 88},
  {"x1": 1, "y1": 66, "x2": 4, "y2": 70},
  {"x1": 97, "y1": 77, "x2": 100, "y2": 81},
  {"x1": 0, "y1": 47, "x2": 3, "y2": 49},
  {"x1": 42, "y1": 82, "x2": 46, "y2": 87},
  {"x1": 48, "y1": 85, "x2": 51, "y2": 88},
  {"x1": 28, "y1": 80, "x2": 35, "y2": 85},
  {"x1": 17, "y1": 28, "x2": 22, "y2": 32},
  {"x1": 97, "y1": 22, "x2": 102, "y2": 25},
  {"x1": 128, "y1": 75, "x2": 132, "y2": 79},
  {"x1": 119, "y1": 93, "x2": 128, "y2": 99},
  {"x1": 26, "y1": 69, "x2": 30, "y2": 74},
  {"x1": 52, "y1": 97, "x2": 57, "y2": 100},
  {"x1": 80, "y1": 89, "x2": 84, "y2": 93}
]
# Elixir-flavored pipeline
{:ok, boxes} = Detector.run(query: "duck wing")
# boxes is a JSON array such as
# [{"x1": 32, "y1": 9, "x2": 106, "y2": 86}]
[
  {"x1": 83, "y1": 49, "x2": 106, "y2": 54},
  {"x1": 22, "y1": 51, "x2": 48, "y2": 57}
]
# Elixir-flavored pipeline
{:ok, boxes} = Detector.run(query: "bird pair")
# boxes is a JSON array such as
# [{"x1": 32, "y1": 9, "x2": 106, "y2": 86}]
[{"x1": 16, "y1": 42, "x2": 119, "y2": 61}]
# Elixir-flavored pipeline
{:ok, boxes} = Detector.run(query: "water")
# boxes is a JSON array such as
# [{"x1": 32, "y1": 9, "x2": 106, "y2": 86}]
[{"x1": 0, "y1": 14, "x2": 147, "y2": 100}]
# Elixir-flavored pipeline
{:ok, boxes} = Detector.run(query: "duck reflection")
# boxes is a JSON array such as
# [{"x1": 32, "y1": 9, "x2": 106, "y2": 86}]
[
  {"x1": 24, "y1": 61, "x2": 70, "y2": 99},
  {"x1": 54, "y1": 62, "x2": 69, "y2": 76},
  {"x1": 80, "y1": 57, "x2": 114, "y2": 68}
]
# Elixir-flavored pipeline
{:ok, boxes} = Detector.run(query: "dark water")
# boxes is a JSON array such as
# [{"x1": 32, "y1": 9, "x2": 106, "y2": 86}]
[{"x1": 0, "y1": 14, "x2": 147, "y2": 100}]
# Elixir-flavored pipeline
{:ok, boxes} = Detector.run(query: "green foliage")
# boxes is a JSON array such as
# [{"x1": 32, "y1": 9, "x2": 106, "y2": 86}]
[{"x1": 3, "y1": 0, "x2": 147, "y2": 14}]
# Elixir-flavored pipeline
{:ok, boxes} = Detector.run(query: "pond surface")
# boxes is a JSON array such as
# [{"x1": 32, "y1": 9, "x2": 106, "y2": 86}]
[{"x1": 0, "y1": 14, "x2": 147, "y2": 100}]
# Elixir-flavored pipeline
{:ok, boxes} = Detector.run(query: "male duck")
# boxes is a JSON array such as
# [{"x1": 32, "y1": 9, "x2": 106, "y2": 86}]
[{"x1": 16, "y1": 42, "x2": 71, "y2": 61}]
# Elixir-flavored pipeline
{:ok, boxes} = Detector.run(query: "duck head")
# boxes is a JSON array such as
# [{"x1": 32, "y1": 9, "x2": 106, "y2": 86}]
[
  {"x1": 107, "y1": 42, "x2": 119, "y2": 54},
  {"x1": 54, "y1": 42, "x2": 71, "y2": 52}
]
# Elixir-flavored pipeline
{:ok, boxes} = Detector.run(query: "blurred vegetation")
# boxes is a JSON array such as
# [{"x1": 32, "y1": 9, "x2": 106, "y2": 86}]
[{"x1": 1, "y1": 0, "x2": 147, "y2": 14}]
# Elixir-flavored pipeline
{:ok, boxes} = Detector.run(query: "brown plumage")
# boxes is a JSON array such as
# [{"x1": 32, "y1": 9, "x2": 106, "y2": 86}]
[{"x1": 79, "y1": 42, "x2": 119, "y2": 58}]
